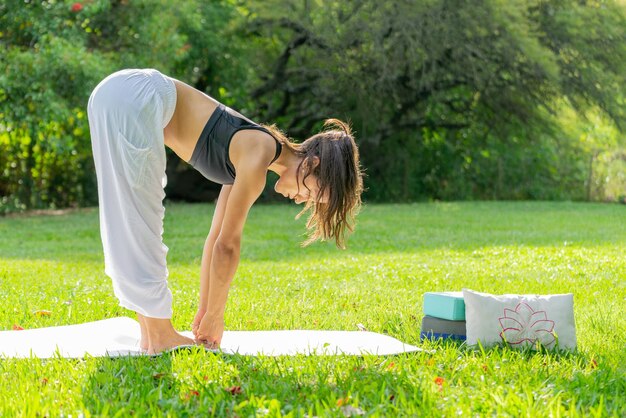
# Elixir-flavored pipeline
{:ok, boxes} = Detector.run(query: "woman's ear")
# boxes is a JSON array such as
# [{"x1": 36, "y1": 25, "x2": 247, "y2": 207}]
[{"x1": 305, "y1": 156, "x2": 320, "y2": 170}]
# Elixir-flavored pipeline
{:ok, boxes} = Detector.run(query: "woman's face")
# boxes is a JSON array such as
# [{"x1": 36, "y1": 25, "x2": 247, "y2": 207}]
[
  {"x1": 274, "y1": 171, "x2": 322, "y2": 205},
  {"x1": 274, "y1": 158, "x2": 327, "y2": 205}
]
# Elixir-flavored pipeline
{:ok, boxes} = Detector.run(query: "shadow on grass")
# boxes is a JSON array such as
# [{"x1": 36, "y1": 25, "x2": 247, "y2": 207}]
[
  {"x1": 459, "y1": 343, "x2": 626, "y2": 413},
  {"x1": 81, "y1": 355, "x2": 182, "y2": 415},
  {"x1": 70, "y1": 342, "x2": 626, "y2": 416},
  {"x1": 78, "y1": 350, "x2": 435, "y2": 416},
  {"x1": 201, "y1": 352, "x2": 440, "y2": 415}
]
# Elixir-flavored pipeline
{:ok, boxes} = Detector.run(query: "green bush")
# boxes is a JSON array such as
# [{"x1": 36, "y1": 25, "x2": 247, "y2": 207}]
[
  {"x1": 0, "y1": 0, "x2": 239, "y2": 214},
  {"x1": 0, "y1": 35, "x2": 105, "y2": 214}
]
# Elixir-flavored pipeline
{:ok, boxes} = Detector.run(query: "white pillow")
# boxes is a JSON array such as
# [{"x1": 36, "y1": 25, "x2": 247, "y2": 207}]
[{"x1": 463, "y1": 289, "x2": 576, "y2": 350}]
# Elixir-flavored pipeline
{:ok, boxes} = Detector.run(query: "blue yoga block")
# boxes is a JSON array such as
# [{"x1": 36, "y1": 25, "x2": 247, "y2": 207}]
[
  {"x1": 423, "y1": 291, "x2": 465, "y2": 320},
  {"x1": 421, "y1": 315, "x2": 466, "y2": 336},
  {"x1": 420, "y1": 331, "x2": 467, "y2": 341}
]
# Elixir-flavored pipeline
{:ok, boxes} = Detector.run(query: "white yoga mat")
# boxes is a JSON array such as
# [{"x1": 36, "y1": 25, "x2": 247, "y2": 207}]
[{"x1": 0, "y1": 317, "x2": 424, "y2": 358}]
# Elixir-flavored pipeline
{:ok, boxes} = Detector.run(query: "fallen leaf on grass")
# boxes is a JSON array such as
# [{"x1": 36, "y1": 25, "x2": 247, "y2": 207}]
[
  {"x1": 34, "y1": 310, "x2": 52, "y2": 317},
  {"x1": 184, "y1": 390, "x2": 200, "y2": 400},
  {"x1": 225, "y1": 385, "x2": 242, "y2": 395},
  {"x1": 434, "y1": 376, "x2": 445, "y2": 392},
  {"x1": 336, "y1": 397, "x2": 350, "y2": 407},
  {"x1": 12, "y1": 324, "x2": 24, "y2": 330}
]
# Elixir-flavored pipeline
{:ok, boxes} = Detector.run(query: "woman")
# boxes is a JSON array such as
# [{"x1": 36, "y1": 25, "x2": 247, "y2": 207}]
[{"x1": 87, "y1": 68, "x2": 363, "y2": 354}]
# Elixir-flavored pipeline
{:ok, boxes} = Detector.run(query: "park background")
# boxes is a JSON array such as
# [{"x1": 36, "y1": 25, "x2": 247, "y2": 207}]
[
  {"x1": 1, "y1": 1, "x2": 625, "y2": 416},
  {"x1": 1, "y1": 0, "x2": 625, "y2": 213}
]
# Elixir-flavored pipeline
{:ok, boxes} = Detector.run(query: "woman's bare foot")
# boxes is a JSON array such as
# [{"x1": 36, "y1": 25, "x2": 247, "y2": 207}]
[
  {"x1": 141, "y1": 316, "x2": 196, "y2": 355},
  {"x1": 136, "y1": 313, "x2": 149, "y2": 351},
  {"x1": 148, "y1": 332, "x2": 196, "y2": 355}
]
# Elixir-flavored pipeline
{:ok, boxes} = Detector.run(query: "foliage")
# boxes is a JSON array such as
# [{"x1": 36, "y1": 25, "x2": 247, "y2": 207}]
[
  {"x1": 242, "y1": 0, "x2": 626, "y2": 201},
  {"x1": 0, "y1": 1, "x2": 112, "y2": 213},
  {"x1": 0, "y1": 202, "x2": 625, "y2": 415},
  {"x1": 1, "y1": 0, "x2": 625, "y2": 213},
  {"x1": 0, "y1": 0, "x2": 239, "y2": 214}
]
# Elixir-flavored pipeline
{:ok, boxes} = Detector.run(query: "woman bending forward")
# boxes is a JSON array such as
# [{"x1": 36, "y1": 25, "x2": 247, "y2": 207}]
[{"x1": 87, "y1": 68, "x2": 363, "y2": 354}]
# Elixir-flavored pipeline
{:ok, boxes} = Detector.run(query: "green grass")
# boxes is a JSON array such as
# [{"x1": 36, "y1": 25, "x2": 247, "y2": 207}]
[{"x1": 0, "y1": 201, "x2": 625, "y2": 417}]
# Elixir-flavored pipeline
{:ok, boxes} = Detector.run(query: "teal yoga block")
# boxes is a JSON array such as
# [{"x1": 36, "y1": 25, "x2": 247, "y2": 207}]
[{"x1": 423, "y1": 291, "x2": 465, "y2": 320}]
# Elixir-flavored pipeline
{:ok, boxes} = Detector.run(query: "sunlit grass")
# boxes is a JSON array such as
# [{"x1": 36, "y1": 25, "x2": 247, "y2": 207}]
[{"x1": 1, "y1": 201, "x2": 624, "y2": 416}]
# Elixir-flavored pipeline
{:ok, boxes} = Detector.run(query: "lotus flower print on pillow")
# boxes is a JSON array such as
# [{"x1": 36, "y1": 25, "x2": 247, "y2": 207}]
[
  {"x1": 463, "y1": 289, "x2": 576, "y2": 350},
  {"x1": 499, "y1": 302, "x2": 556, "y2": 348}
]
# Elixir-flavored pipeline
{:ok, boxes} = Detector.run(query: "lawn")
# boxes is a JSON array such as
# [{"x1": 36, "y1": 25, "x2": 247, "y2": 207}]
[{"x1": 0, "y1": 201, "x2": 624, "y2": 417}]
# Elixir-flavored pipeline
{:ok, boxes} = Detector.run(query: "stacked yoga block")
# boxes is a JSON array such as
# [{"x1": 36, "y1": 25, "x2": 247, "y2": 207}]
[{"x1": 421, "y1": 291, "x2": 466, "y2": 340}]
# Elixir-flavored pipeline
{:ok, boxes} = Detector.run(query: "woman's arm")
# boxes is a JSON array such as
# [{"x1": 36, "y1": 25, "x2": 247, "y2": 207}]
[
  {"x1": 199, "y1": 185, "x2": 232, "y2": 309},
  {"x1": 195, "y1": 132, "x2": 276, "y2": 346},
  {"x1": 192, "y1": 185, "x2": 232, "y2": 336}
]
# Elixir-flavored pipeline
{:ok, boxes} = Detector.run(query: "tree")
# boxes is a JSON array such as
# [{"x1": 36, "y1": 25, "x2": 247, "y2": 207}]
[
  {"x1": 240, "y1": 0, "x2": 626, "y2": 200},
  {"x1": 0, "y1": 0, "x2": 241, "y2": 213}
]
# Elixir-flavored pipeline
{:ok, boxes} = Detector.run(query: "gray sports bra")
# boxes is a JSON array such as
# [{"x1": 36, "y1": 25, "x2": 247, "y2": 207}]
[{"x1": 187, "y1": 104, "x2": 281, "y2": 185}]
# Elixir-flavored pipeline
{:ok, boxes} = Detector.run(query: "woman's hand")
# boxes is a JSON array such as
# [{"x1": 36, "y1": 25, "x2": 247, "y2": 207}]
[
  {"x1": 195, "y1": 312, "x2": 224, "y2": 349},
  {"x1": 191, "y1": 307, "x2": 207, "y2": 338}
]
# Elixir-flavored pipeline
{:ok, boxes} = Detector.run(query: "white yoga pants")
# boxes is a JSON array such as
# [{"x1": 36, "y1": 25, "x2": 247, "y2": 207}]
[{"x1": 87, "y1": 69, "x2": 176, "y2": 319}]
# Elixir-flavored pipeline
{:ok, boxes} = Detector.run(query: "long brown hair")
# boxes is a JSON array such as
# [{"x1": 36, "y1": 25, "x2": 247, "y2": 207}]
[{"x1": 261, "y1": 119, "x2": 364, "y2": 248}]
